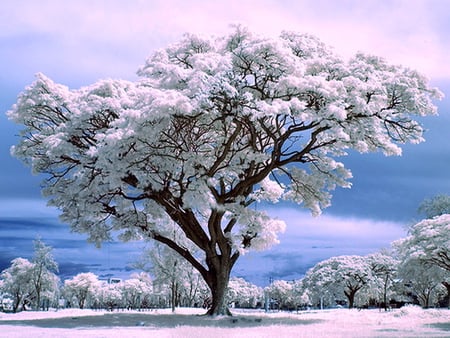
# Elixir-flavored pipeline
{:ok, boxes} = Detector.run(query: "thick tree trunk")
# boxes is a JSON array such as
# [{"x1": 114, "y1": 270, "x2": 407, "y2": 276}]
[
  {"x1": 204, "y1": 254, "x2": 234, "y2": 316},
  {"x1": 442, "y1": 282, "x2": 450, "y2": 309},
  {"x1": 205, "y1": 271, "x2": 232, "y2": 316}
]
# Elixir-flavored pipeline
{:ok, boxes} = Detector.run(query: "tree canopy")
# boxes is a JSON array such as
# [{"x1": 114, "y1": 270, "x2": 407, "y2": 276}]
[
  {"x1": 394, "y1": 214, "x2": 450, "y2": 272},
  {"x1": 8, "y1": 26, "x2": 442, "y2": 315},
  {"x1": 418, "y1": 194, "x2": 450, "y2": 219}
]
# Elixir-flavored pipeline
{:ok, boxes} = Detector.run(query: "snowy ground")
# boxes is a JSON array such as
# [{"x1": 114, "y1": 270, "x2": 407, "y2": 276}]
[{"x1": 0, "y1": 306, "x2": 448, "y2": 338}]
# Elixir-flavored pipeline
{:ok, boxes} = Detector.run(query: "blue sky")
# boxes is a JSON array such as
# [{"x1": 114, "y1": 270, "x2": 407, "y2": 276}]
[{"x1": 1, "y1": 0, "x2": 450, "y2": 285}]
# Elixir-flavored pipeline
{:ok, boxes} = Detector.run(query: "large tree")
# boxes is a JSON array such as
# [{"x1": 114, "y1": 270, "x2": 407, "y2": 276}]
[{"x1": 8, "y1": 27, "x2": 441, "y2": 315}]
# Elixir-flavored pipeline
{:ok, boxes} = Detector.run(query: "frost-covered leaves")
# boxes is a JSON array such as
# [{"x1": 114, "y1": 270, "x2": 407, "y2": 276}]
[
  {"x1": 394, "y1": 214, "x2": 450, "y2": 271},
  {"x1": 418, "y1": 194, "x2": 450, "y2": 218},
  {"x1": 0, "y1": 256, "x2": 59, "y2": 312},
  {"x1": 8, "y1": 26, "x2": 442, "y2": 258},
  {"x1": 63, "y1": 272, "x2": 101, "y2": 309},
  {"x1": 227, "y1": 277, "x2": 263, "y2": 308},
  {"x1": 302, "y1": 255, "x2": 374, "y2": 308}
]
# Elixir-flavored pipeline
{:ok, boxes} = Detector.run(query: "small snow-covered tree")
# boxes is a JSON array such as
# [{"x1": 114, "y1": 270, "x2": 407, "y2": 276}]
[
  {"x1": 0, "y1": 258, "x2": 34, "y2": 312},
  {"x1": 8, "y1": 26, "x2": 442, "y2": 315},
  {"x1": 120, "y1": 272, "x2": 153, "y2": 309},
  {"x1": 265, "y1": 279, "x2": 295, "y2": 310},
  {"x1": 227, "y1": 277, "x2": 263, "y2": 308},
  {"x1": 394, "y1": 214, "x2": 450, "y2": 272},
  {"x1": 98, "y1": 282, "x2": 122, "y2": 310},
  {"x1": 138, "y1": 240, "x2": 206, "y2": 311},
  {"x1": 136, "y1": 224, "x2": 208, "y2": 310},
  {"x1": 303, "y1": 255, "x2": 373, "y2": 309},
  {"x1": 367, "y1": 251, "x2": 399, "y2": 310},
  {"x1": 31, "y1": 238, "x2": 59, "y2": 310},
  {"x1": 418, "y1": 195, "x2": 450, "y2": 218},
  {"x1": 63, "y1": 272, "x2": 100, "y2": 309}
]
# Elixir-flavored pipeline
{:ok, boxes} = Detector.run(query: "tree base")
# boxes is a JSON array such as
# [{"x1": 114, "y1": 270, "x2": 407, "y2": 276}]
[{"x1": 205, "y1": 306, "x2": 232, "y2": 316}]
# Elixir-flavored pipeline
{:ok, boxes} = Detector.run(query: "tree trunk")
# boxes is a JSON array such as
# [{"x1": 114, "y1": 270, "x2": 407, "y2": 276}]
[
  {"x1": 442, "y1": 282, "x2": 450, "y2": 309},
  {"x1": 205, "y1": 271, "x2": 231, "y2": 316},
  {"x1": 383, "y1": 275, "x2": 389, "y2": 311},
  {"x1": 344, "y1": 289, "x2": 357, "y2": 309},
  {"x1": 171, "y1": 278, "x2": 176, "y2": 312},
  {"x1": 204, "y1": 254, "x2": 234, "y2": 316}
]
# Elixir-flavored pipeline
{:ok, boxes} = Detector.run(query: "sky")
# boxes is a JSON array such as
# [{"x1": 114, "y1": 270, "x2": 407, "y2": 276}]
[{"x1": 1, "y1": 0, "x2": 450, "y2": 286}]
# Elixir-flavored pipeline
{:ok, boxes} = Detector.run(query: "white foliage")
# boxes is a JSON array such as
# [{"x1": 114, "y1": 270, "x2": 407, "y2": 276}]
[{"x1": 393, "y1": 214, "x2": 450, "y2": 271}]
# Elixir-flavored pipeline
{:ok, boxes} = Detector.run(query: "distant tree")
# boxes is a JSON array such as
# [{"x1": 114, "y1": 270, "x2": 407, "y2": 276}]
[
  {"x1": 0, "y1": 258, "x2": 34, "y2": 312},
  {"x1": 136, "y1": 224, "x2": 208, "y2": 311},
  {"x1": 120, "y1": 272, "x2": 153, "y2": 309},
  {"x1": 418, "y1": 194, "x2": 450, "y2": 218},
  {"x1": 290, "y1": 279, "x2": 310, "y2": 309},
  {"x1": 8, "y1": 26, "x2": 442, "y2": 315},
  {"x1": 367, "y1": 251, "x2": 399, "y2": 311},
  {"x1": 31, "y1": 238, "x2": 59, "y2": 310},
  {"x1": 138, "y1": 241, "x2": 207, "y2": 311},
  {"x1": 63, "y1": 272, "x2": 100, "y2": 309},
  {"x1": 397, "y1": 258, "x2": 447, "y2": 308},
  {"x1": 227, "y1": 277, "x2": 263, "y2": 308},
  {"x1": 302, "y1": 255, "x2": 373, "y2": 309},
  {"x1": 394, "y1": 214, "x2": 450, "y2": 272},
  {"x1": 99, "y1": 283, "x2": 122, "y2": 310},
  {"x1": 265, "y1": 279, "x2": 295, "y2": 310}
]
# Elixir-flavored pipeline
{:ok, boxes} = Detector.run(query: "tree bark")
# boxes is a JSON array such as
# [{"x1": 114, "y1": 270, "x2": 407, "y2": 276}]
[
  {"x1": 344, "y1": 289, "x2": 357, "y2": 309},
  {"x1": 383, "y1": 275, "x2": 389, "y2": 311},
  {"x1": 205, "y1": 265, "x2": 232, "y2": 316},
  {"x1": 443, "y1": 282, "x2": 450, "y2": 309}
]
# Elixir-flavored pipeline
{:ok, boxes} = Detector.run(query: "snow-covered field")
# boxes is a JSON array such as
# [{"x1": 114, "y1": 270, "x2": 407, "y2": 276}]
[{"x1": 0, "y1": 306, "x2": 448, "y2": 338}]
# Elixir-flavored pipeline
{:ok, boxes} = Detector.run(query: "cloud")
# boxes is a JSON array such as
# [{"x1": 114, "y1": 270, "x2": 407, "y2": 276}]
[
  {"x1": 1, "y1": 0, "x2": 449, "y2": 84},
  {"x1": 234, "y1": 207, "x2": 406, "y2": 285}
]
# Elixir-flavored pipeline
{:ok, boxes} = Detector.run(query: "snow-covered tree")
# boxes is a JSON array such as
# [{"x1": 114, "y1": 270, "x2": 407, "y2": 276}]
[
  {"x1": 120, "y1": 272, "x2": 153, "y2": 309},
  {"x1": 8, "y1": 26, "x2": 441, "y2": 315},
  {"x1": 397, "y1": 258, "x2": 447, "y2": 308},
  {"x1": 265, "y1": 279, "x2": 295, "y2": 310},
  {"x1": 98, "y1": 282, "x2": 122, "y2": 310},
  {"x1": 394, "y1": 214, "x2": 450, "y2": 272},
  {"x1": 303, "y1": 255, "x2": 373, "y2": 309},
  {"x1": 418, "y1": 195, "x2": 450, "y2": 218},
  {"x1": 136, "y1": 225, "x2": 208, "y2": 311},
  {"x1": 63, "y1": 272, "x2": 100, "y2": 309},
  {"x1": 30, "y1": 238, "x2": 59, "y2": 310},
  {"x1": 0, "y1": 258, "x2": 35, "y2": 312},
  {"x1": 367, "y1": 251, "x2": 399, "y2": 310},
  {"x1": 227, "y1": 277, "x2": 263, "y2": 308}
]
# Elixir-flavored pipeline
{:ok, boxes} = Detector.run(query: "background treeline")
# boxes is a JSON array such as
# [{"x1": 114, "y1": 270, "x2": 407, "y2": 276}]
[{"x1": 1, "y1": 196, "x2": 449, "y2": 312}]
